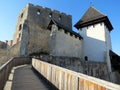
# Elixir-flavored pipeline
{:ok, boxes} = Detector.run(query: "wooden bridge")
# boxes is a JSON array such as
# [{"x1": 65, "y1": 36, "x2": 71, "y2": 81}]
[{"x1": 0, "y1": 57, "x2": 120, "y2": 90}]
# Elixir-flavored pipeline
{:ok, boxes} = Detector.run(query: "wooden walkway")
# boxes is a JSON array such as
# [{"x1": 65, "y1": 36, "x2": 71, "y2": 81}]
[{"x1": 4, "y1": 65, "x2": 53, "y2": 90}]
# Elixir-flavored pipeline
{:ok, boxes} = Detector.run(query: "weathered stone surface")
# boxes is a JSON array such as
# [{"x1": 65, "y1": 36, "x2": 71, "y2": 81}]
[
  {"x1": 0, "y1": 3, "x2": 113, "y2": 83},
  {"x1": 12, "y1": 4, "x2": 72, "y2": 56},
  {"x1": 33, "y1": 55, "x2": 109, "y2": 81}
]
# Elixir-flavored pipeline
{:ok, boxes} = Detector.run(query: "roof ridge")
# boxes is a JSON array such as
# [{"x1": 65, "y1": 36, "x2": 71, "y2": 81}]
[{"x1": 90, "y1": 6, "x2": 106, "y2": 16}]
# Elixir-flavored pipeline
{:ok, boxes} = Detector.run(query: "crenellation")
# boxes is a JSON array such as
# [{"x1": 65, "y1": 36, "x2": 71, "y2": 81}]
[
  {"x1": 36, "y1": 5, "x2": 43, "y2": 10},
  {"x1": 44, "y1": 7, "x2": 51, "y2": 12},
  {"x1": 25, "y1": 4, "x2": 72, "y2": 29},
  {"x1": 64, "y1": 30, "x2": 68, "y2": 34},
  {"x1": 68, "y1": 14, "x2": 72, "y2": 18},
  {"x1": 61, "y1": 12, "x2": 67, "y2": 16},
  {"x1": 53, "y1": 10, "x2": 60, "y2": 14}
]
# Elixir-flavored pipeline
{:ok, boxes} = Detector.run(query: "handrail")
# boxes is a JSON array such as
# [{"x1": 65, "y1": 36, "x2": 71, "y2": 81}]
[
  {"x1": 0, "y1": 58, "x2": 13, "y2": 71},
  {"x1": 0, "y1": 57, "x2": 31, "y2": 90},
  {"x1": 32, "y1": 58, "x2": 120, "y2": 90}
]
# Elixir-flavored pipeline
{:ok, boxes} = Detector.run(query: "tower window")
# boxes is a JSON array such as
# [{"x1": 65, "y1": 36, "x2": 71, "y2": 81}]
[
  {"x1": 59, "y1": 15, "x2": 61, "y2": 20},
  {"x1": 49, "y1": 13, "x2": 52, "y2": 18},
  {"x1": 84, "y1": 56, "x2": 88, "y2": 61},
  {"x1": 21, "y1": 13, "x2": 23, "y2": 18},
  {"x1": 19, "y1": 24, "x2": 22, "y2": 31},
  {"x1": 37, "y1": 9, "x2": 41, "y2": 15}
]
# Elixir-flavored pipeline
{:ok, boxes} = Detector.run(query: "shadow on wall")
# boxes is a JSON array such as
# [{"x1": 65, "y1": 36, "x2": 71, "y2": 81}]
[{"x1": 83, "y1": 36, "x2": 107, "y2": 62}]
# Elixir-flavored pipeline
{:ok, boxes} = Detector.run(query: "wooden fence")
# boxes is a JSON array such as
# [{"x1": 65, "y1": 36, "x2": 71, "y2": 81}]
[
  {"x1": 0, "y1": 57, "x2": 31, "y2": 90},
  {"x1": 32, "y1": 58, "x2": 120, "y2": 90}
]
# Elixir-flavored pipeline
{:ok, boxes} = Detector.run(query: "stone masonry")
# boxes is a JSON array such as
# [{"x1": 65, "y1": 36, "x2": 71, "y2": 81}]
[{"x1": 0, "y1": 3, "x2": 114, "y2": 82}]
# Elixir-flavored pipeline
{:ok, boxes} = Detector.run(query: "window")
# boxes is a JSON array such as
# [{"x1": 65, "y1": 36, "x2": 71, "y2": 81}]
[
  {"x1": 49, "y1": 13, "x2": 52, "y2": 18},
  {"x1": 84, "y1": 56, "x2": 88, "y2": 61},
  {"x1": 19, "y1": 24, "x2": 22, "y2": 31},
  {"x1": 21, "y1": 13, "x2": 23, "y2": 18},
  {"x1": 59, "y1": 15, "x2": 61, "y2": 20},
  {"x1": 37, "y1": 9, "x2": 41, "y2": 15}
]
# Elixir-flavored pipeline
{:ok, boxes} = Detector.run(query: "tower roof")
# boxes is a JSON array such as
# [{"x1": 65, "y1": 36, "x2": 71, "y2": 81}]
[{"x1": 74, "y1": 6, "x2": 113, "y2": 31}]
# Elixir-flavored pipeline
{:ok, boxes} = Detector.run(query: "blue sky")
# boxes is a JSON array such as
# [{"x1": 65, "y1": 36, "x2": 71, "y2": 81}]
[{"x1": 0, "y1": 0, "x2": 120, "y2": 55}]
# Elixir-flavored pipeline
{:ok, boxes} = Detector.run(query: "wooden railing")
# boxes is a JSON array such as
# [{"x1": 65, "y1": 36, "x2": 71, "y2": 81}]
[
  {"x1": 0, "y1": 57, "x2": 31, "y2": 90},
  {"x1": 32, "y1": 58, "x2": 120, "y2": 90}
]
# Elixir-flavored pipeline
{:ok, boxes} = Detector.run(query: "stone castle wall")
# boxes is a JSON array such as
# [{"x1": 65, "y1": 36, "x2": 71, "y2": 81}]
[
  {"x1": 50, "y1": 27, "x2": 82, "y2": 58},
  {"x1": 0, "y1": 3, "x2": 111, "y2": 82},
  {"x1": 8, "y1": 42, "x2": 21, "y2": 56},
  {"x1": 28, "y1": 4, "x2": 72, "y2": 29},
  {"x1": 0, "y1": 42, "x2": 21, "y2": 66},
  {"x1": 13, "y1": 4, "x2": 29, "y2": 45},
  {"x1": 33, "y1": 55, "x2": 109, "y2": 81},
  {"x1": 14, "y1": 3, "x2": 73, "y2": 56},
  {"x1": 0, "y1": 50, "x2": 9, "y2": 66}
]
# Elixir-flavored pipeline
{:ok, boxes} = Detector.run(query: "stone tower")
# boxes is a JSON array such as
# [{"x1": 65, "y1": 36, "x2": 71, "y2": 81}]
[
  {"x1": 74, "y1": 6, "x2": 113, "y2": 72},
  {"x1": 12, "y1": 3, "x2": 72, "y2": 56}
]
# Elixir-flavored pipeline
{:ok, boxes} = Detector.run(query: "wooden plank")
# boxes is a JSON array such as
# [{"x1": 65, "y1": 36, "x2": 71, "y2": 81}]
[
  {"x1": 32, "y1": 58, "x2": 120, "y2": 90},
  {"x1": 78, "y1": 78, "x2": 84, "y2": 90},
  {"x1": 89, "y1": 81, "x2": 94, "y2": 90},
  {"x1": 94, "y1": 83, "x2": 98, "y2": 90},
  {"x1": 84, "y1": 80, "x2": 89, "y2": 90},
  {"x1": 11, "y1": 65, "x2": 50, "y2": 90}
]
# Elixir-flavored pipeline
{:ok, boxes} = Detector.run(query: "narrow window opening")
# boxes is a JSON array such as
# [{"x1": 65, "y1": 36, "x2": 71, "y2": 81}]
[
  {"x1": 59, "y1": 15, "x2": 61, "y2": 20},
  {"x1": 19, "y1": 24, "x2": 22, "y2": 31},
  {"x1": 84, "y1": 56, "x2": 88, "y2": 61},
  {"x1": 21, "y1": 13, "x2": 23, "y2": 18},
  {"x1": 37, "y1": 9, "x2": 41, "y2": 15},
  {"x1": 49, "y1": 13, "x2": 52, "y2": 18}
]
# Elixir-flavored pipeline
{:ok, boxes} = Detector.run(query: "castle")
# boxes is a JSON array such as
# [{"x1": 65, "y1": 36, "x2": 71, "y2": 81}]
[{"x1": 0, "y1": 3, "x2": 120, "y2": 84}]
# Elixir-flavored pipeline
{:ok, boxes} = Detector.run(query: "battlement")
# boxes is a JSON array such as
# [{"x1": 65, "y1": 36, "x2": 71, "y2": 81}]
[
  {"x1": 28, "y1": 3, "x2": 72, "y2": 17},
  {"x1": 26, "y1": 3, "x2": 72, "y2": 29}
]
